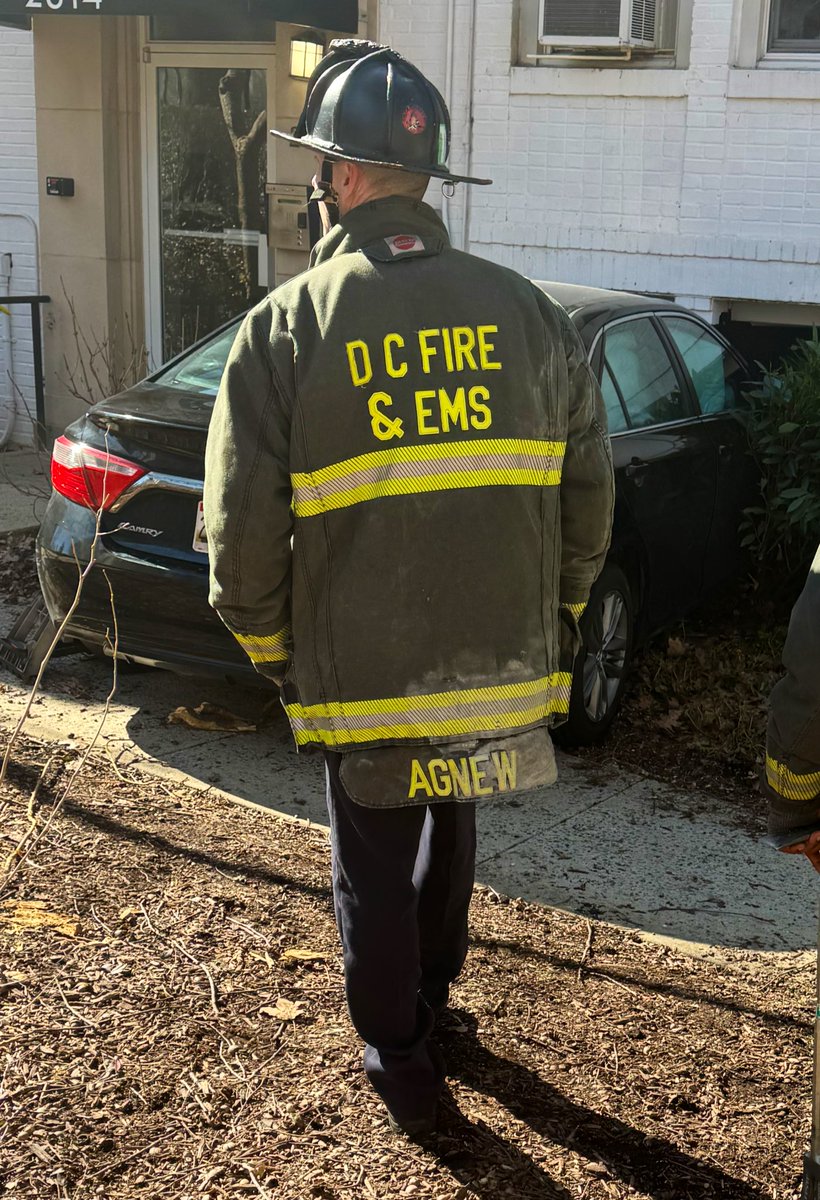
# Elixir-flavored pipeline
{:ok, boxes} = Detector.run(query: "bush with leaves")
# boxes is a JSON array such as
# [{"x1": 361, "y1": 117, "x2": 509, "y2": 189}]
[{"x1": 740, "y1": 331, "x2": 820, "y2": 590}]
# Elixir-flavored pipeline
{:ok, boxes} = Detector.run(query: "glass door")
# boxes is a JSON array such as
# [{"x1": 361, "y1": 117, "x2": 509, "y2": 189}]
[{"x1": 144, "y1": 51, "x2": 275, "y2": 366}]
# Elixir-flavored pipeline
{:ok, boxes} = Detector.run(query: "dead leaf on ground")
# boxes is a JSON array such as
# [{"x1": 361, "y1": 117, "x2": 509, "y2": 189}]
[
  {"x1": 166, "y1": 703, "x2": 256, "y2": 734},
  {"x1": 282, "y1": 948, "x2": 329, "y2": 962},
  {"x1": 666, "y1": 636, "x2": 688, "y2": 658},
  {"x1": 0, "y1": 899, "x2": 80, "y2": 937},
  {"x1": 250, "y1": 950, "x2": 278, "y2": 970},
  {"x1": 260, "y1": 997, "x2": 304, "y2": 1021},
  {"x1": 656, "y1": 709, "x2": 683, "y2": 733}
]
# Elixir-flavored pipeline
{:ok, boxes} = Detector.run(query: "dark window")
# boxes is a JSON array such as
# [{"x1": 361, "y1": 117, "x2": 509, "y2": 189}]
[
  {"x1": 768, "y1": 0, "x2": 820, "y2": 50},
  {"x1": 662, "y1": 317, "x2": 745, "y2": 415},
  {"x1": 603, "y1": 318, "x2": 687, "y2": 429}
]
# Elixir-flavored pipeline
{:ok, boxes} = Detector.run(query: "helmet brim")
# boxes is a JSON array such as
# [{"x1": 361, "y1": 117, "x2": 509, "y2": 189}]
[{"x1": 271, "y1": 128, "x2": 493, "y2": 187}]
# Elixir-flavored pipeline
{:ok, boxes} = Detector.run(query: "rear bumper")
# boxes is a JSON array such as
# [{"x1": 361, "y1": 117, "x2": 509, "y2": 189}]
[{"x1": 36, "y1": 496, "x2": 265, "y2": 683}]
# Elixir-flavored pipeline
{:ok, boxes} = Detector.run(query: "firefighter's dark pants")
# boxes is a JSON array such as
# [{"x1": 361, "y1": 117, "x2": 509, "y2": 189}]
[{"x1": 324, "y1": 752, "x2": 477, "y2": 1123}]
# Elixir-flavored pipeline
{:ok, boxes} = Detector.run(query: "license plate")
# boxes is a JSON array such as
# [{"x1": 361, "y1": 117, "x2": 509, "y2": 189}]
[{"x1": 192, "y1": 501, "x2": 209, "y2": 555}]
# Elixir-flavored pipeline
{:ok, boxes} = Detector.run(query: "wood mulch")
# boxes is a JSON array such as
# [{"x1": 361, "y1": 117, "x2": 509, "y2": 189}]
[{"x1": 0, "y1": 732, "x2": 812, "y2": 1200}]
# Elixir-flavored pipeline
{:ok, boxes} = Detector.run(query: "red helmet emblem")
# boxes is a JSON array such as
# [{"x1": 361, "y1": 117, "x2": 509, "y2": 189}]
[{"x1": 402, "y1": 105, "x2": 427, "y2": 135}]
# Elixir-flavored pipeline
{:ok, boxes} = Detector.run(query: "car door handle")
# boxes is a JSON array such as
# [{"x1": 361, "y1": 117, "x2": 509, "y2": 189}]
[
  {"x1": 718, "y1": 443, "x2": 732, "y2": 460},
  {"x1": 625, "y1": 459, "x2": 649, "y2": 485}
]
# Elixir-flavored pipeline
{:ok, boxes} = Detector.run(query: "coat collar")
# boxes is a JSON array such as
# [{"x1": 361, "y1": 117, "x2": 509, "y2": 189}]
[{"x1": 310, "y1": 197, "x2": 450, "y2": 268}]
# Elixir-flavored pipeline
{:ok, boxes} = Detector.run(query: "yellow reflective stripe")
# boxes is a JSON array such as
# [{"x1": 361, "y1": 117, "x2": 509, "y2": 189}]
[
  {"x1": 562, "y1": 602, "x2": 587, "y2": 619},
  {"x1": 766, "y1": 754, "x2": 820, "y2": 801},
  {"x1": 291, "y1": 674, "x2": 565, "y2": 719},
  {"x1": 291, "y1": 438, "x2": 565, "y2": 518},
  {"x1": 285, "y1": 674, "x2": 571, "y2": 747},
  {"x1": 291, "y1": 709, "x2": 568, "y2": 747},
  {"x1": 233, "y1": 625, "x2": 291, "y2": 663},
  {"x1": 292, "y1": 439, "x2": 565, "y2": 489},
  {"x1": 294, "y1": 468, "x2": 561, "y2": 517}
]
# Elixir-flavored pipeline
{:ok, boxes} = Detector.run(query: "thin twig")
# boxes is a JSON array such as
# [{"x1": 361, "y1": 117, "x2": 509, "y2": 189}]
[
  {"x1": 577, "y1": 918, "x2": 594, "y2": 983},
  {"x1": 0, "y1": 561, "x2": 120, "y2": 894},
  {"x1": 55, "y1": 982, "x2": 96, "y2": 1028},
  {"x1": 172, "y1": 939, "x2": 219, "y2": 1016},
  {"x1": 240, "y1": 1161, "x2": 272, "y2": 1199},
  {"x1": 0, "y1": 496, "x2": 107, "y2": 783}
]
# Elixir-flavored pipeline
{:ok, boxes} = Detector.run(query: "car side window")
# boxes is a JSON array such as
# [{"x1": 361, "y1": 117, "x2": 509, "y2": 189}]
[
  {"x1": 599, "y1": 363, "x2": 629, "y2": 433},
  {"x1": 603, "y1": 318, "x2": 687, "y2": 429},
  {"x1": 662, "y1": 316, "x2": 745, "y2": 415}
]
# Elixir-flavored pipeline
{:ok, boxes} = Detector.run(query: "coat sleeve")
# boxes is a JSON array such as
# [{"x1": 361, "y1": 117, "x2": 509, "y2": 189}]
[
  {"x1": 554, "y1": 302, "x2": 615, "y2": 615},
  {"x1": 203, "y1": 301, "x2": 294, "y2": 681},
  {"x1": 764, "y1": 543, "x2": 820, "y2": 838}
]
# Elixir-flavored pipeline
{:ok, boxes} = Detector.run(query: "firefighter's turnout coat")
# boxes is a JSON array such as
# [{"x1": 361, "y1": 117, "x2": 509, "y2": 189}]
[
  {"x1": 204, "y1": 197, "x2": 614, "y2": 798},
  {"x1": 765, "y1": 542, "x2": 820, "y2": 838}
]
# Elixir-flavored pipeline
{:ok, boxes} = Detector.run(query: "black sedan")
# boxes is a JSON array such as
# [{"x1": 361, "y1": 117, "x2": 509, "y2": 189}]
[{"x1": 36, "y1": 284, "x2": 754, "y2": 744}]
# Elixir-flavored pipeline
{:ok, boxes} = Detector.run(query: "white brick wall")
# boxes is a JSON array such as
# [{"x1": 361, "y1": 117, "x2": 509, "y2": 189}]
[
  {"x1": 0, "y1": 26, "x2": 39, "y2": 448},
  {"x1": 380, "y1": 0, "x2": 820, "y2": 320}
]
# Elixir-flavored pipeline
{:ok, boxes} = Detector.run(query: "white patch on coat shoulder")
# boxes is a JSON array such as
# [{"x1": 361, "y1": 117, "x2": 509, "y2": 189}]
[{"x1": 385, "y1": 234, "x2": 425, "y2": 256}]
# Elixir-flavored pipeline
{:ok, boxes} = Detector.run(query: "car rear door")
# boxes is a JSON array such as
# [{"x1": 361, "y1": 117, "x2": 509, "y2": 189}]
[
  {"x1": 659, "y1": 314, "x2": 757, "y2": 594},
  {"x1": 598, "y1": 314, "x2": 717, "y2": 626}
]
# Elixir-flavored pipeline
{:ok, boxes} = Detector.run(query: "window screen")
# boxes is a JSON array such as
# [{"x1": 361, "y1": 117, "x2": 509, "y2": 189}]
[{"x1": 603, "y1": 318, "x2": 687, "y2": 429}]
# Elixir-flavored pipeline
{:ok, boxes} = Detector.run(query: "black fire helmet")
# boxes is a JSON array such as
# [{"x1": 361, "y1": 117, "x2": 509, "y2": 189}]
[{"x1": 271, "y1": 39, "x2": 492, "y2": 186}]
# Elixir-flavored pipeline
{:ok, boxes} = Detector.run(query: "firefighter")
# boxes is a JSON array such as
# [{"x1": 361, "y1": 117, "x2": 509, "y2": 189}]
[
  {"x1": 763, "y1": 543, "x2": 820, "y2": 870},
  {"x1": 203, "y1": 40, "x2": 614, "y2": 1136}
]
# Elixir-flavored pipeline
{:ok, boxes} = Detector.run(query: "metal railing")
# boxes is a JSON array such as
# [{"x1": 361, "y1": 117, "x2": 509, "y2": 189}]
[{"x1": 0, "y1": 294, "x2": 51, "y2": 448}]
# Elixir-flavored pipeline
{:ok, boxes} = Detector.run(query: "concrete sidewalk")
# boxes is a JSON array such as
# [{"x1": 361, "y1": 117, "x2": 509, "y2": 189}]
[
  {"x1": 0, "y1": 447, "x2": 50, "y2": 533},
  {"x1": 0, "y1": 636, "x2": 814, "y2": 960},
  {"x1": 0, "y1": 455, "x2": 814, "y2": 961}
]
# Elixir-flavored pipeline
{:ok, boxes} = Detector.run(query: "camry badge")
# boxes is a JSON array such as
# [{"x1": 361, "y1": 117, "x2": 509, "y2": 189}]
[{"x1": 118, "y1": 523, "x2": 163, "y2": 538}]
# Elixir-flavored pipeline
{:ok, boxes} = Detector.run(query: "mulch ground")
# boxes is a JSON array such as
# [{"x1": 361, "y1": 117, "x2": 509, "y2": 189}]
[
  {"x1": 568, "y1": 584, "x2": 790, "y2": 816},
  {"x1": 0, "y1": 732, "x2": 812, "y2": 1200}
]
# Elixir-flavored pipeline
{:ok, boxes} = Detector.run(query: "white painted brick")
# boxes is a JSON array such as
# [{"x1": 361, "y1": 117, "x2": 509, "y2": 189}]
[
  {"x1": 0, "y1": 27, "x2": 39, "y2": 447},
  {"x1": 379, "y1": 0, "x2": 820, "y2": 315}
]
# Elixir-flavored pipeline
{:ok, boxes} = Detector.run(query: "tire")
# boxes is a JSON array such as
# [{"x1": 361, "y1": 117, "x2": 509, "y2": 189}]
[{"x1": 558, "y1": 563, "x2": 635, "y2": 746}]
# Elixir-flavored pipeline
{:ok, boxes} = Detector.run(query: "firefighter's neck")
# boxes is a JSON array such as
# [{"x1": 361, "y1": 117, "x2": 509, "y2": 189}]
[{"x1": 334, "y1": 161, "x2": 385, "y2": 217}]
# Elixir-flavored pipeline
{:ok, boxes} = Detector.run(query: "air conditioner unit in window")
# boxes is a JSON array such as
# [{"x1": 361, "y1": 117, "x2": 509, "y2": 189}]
[{"x1": 539, "y1": 0, "x2": 657, "y2": 50}]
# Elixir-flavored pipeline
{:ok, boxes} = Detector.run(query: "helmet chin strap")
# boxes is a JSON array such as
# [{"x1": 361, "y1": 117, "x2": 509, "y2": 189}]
[{"x1": 309, "y1": 159, "x2": 340, "y2": 241}]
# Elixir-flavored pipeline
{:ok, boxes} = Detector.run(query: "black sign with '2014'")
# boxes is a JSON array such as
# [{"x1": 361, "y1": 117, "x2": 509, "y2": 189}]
[{"x1": 26, "y1": 0, "x2": 102, "y2": 8}]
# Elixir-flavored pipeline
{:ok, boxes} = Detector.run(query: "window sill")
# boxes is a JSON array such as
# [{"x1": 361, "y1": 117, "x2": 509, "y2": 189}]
[
  {"x1": 728, "y1": 68, "x2": 820, "y2": 98},
  {"x1": 510, "y1": 66, "x2": 687, "y2": 97}
]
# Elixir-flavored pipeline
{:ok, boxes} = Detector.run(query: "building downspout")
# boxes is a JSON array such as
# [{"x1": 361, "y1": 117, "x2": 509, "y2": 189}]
[
  {"x1": 441, "y1": 0, "x2": 456, "y2": 240},
  {"x1": 460, "y1": 0, "x2": 477, "y2": 254},
  {"x1": 0, "y1": 251, "x2": 14, "y2": 447}
]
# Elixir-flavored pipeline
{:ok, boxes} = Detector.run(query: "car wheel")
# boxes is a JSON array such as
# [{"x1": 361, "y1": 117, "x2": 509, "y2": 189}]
[{"x1": 561, "y1": 563, "x2": 634, "y2": 746}]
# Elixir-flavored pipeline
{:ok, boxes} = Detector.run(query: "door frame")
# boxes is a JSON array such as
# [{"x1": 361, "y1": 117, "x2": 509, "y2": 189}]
[{"x1": 141, "y1": 40, "x2": 277, "y2": 368}]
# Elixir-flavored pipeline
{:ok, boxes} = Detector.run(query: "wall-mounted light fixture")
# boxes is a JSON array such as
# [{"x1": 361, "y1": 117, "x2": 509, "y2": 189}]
[{"x1": 290, "y1": 31, "x2": 325, "y2": 80}]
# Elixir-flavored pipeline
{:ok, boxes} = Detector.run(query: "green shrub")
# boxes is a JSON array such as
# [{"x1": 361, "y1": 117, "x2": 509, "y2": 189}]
[{"x1": 740, "y1": 332, "x2": 820, "y2": 589}]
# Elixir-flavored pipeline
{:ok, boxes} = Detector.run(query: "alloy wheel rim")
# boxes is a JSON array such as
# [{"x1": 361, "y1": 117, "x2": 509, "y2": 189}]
[{"x1": 581, "y1": 590, "x2": 629, "y2": 723}]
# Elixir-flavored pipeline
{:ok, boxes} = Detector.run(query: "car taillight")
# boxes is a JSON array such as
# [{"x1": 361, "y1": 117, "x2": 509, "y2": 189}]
[{"x1": 51, "y1": 436, "x2": 146, "y2": 511}]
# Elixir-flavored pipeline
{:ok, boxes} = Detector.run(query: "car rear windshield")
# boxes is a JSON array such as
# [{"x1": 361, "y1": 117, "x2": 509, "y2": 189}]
[{"x1": 155, "y1": 323, "x2": 241, "y2": 395}]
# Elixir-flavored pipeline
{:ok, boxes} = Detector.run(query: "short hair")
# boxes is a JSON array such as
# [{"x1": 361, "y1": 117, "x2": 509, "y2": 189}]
[{"x1": 357, "y1": 162, "x2": 430, "y2": 201}]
